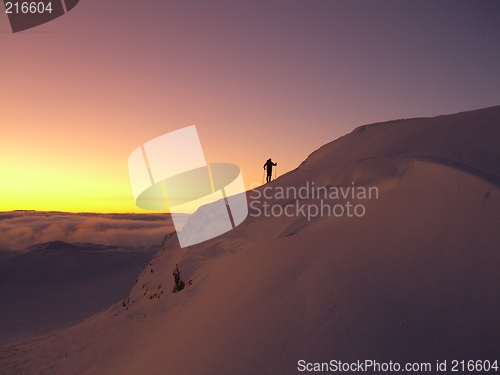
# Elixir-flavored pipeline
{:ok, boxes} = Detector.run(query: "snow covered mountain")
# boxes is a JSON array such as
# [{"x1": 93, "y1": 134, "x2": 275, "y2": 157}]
[
  {"x1": 1, "y1": 106, "x2": 499, "y2": 374},
  {"x1": 0, "y1": 241, "x2": 158, "y2": 345}
]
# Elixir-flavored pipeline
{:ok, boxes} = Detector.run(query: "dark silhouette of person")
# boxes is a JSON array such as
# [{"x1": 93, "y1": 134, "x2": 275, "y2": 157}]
[{"x1": 263, "y1": 158, "x2": 277, "y2": 183}]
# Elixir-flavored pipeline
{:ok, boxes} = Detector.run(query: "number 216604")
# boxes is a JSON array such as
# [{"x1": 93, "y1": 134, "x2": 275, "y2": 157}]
[{"x1": 5, "y1": 2, "x2": 53, "y2": 14}]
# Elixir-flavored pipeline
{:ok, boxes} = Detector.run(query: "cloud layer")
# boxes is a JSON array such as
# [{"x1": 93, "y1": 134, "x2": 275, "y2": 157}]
[{"x1": 0, "y1": 211, "x2": 180, "y2": 251}]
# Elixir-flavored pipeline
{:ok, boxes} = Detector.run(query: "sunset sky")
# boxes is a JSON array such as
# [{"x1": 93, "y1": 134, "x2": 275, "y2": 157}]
[{"x1": 1, "y1": 1, "x2": 499, "y2": 213}]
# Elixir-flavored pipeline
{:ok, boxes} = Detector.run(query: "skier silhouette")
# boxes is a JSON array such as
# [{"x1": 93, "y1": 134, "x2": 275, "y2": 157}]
[{"x1": 263, "y1": 158, "x2": 277, "y2": 183}]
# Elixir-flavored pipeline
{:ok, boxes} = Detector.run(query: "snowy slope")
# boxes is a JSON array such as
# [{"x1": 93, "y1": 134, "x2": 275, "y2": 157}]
[
  {"x1": 1, "y1": 106, "x2": 499, "y2": 375},
  {"x1": 0, "y1": 241, "x2": 158, "y2": 345}
]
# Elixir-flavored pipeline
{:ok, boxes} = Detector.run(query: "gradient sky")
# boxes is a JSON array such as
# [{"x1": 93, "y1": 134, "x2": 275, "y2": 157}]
[{"x1": 1, "y1": 1, "x2": 499, "y2": 213}]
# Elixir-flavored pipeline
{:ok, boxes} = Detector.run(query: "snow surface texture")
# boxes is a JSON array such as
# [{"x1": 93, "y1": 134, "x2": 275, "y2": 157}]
[
  {"x1": 0, "y1": 242, "x2": 158, "y2": 346},
  {"x1": 1, "y1": 106, "x2": 499, "y2": 374}
]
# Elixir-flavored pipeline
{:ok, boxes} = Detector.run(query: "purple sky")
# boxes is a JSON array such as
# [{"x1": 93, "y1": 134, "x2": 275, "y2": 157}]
[{"x1": 1, "y1": 1, "x2": 499, "y2": 212}]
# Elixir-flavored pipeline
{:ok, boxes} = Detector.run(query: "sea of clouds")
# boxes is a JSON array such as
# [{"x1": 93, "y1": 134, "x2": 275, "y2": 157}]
[{"x1": 0, "y1": 211, "x2": 180, "y2": 251}]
